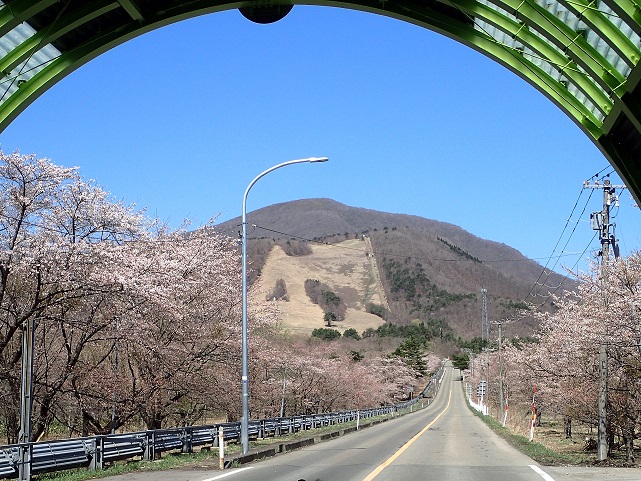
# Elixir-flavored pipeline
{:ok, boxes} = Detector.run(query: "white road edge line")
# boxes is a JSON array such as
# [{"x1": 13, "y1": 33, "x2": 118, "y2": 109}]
[
  {"x1": 529, "y1": 464, "x2": 556, "y2": 481},
  {"x1": 199, "y1": 466, "x2": 254, "y2": 481}
]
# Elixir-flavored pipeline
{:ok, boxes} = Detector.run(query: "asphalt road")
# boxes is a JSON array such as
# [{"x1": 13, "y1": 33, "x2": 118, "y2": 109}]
[{"x1": 103, "y1": 364, "x2": 639, "y2": 481}]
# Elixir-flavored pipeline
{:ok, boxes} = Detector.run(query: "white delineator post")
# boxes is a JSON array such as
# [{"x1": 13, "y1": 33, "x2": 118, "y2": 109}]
[
  {"x1": 529, "y1": 386, "x2": 536, "y2": 442},
  {"x1": 503, "y1": 391, "x2": 509, "y2": 427},
  {"x1": 218, "y1": 426, "x2": 224, "y2": 470}
]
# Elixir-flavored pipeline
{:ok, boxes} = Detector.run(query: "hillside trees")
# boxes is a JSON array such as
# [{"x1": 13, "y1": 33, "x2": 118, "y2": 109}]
[
  {"x1": 380, "y1": 257, "x2": 474, "y2": 317},
  {"x1": 280, "y1": 240, "x2": 312, "y2": 256},
  {"x1": 366, "y1": 303, "x2": 387, "y2": 319},
  {"x1": 248, "y1": 338, "x2": 419, "y2": 417},
  {"x1": 266, "y1": 278, "x2": 289, "y2": 301},
  {"x1": 392, "y1": 337, "x2": 428, "y2": 375},
  {"x1": 362, "y1": 320, "x2": 452, "y2": 344},
  {"x1": 311, "y1": 328, "x2": 341, "y2": 340},
  {"x1": 304, "y1": 279, "x2": 347, "y2": 323}
]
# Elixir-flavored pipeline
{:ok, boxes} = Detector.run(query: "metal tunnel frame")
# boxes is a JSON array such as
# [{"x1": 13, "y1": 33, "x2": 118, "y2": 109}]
[{"x1": 1, "y1": 0, "x2": 641, "y2": 204}]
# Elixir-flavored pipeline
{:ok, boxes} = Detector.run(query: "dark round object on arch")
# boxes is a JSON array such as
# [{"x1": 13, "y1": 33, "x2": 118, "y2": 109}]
[{"x1": 239, "y1": 4, "x2": 294, "y2": 24}]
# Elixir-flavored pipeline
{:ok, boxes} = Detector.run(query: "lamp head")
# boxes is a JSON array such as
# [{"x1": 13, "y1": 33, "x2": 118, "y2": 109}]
[{"x1": 308, "y1": 157, "x2": 329, "y2": 163}]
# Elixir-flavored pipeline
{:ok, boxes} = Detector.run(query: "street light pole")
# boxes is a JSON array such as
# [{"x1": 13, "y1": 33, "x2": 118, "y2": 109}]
[
  {"x1": 240, "y1": 156, "x2": 328, "y2": 454},
  {"x1": 18, "y1": 318, "x2": 35, "y2": 481}
]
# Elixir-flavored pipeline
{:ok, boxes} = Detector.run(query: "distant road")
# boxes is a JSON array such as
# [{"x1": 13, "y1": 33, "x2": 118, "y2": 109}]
[{"x1": 104, "y1": 364, "x2": 639, "y2": 481}]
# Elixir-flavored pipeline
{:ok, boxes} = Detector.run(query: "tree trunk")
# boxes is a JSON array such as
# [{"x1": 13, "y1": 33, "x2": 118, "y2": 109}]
[
  {"x1": 622, "y1": 418, "x2": 635, "y2": 464},
  {"x1": 4, "y1": 408, "x2": 18, "y2": 444},
  {"x1": 82, "y1": 411, "x2": 91, "y2": 437},
  {"x1": 143, "y1": 411, "x2": 163, "y2": 430},
  {"x1": 563, "y1": 416, "x2": 572, "y2": 439},
  {"x1": 32, "y1": 394, "x2": 54, "y2": 441},
  {"x1": 607, "y1": 421, "x2": 616, "y2": 457}
]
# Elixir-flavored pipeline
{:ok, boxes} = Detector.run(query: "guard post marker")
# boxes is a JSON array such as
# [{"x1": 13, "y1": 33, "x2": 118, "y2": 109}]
[{"x1": 218, "y1": 426, "x2": 225, "y2": 470}]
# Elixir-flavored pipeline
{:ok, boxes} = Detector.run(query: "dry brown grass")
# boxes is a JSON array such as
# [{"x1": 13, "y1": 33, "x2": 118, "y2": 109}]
[
  {"x1": 258, "y1": 239, "x2": 387, "y2": 335},
  {"x1": 485, "y1": 405, "x2": 640, "y2": 466}
]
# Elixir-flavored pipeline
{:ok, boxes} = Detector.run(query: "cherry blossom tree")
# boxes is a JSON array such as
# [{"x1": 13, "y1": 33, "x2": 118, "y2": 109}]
[
  {"x1": 496, "y1": 253, "x2": 641, "y2": 463},
  {"x1": 0, "y1": 150, "x2": 438, "y2": 443},
  {"x1": 248, "y1": 331, "x2": 419, "y2": 419},
  {"x1": 0, "y1": 150, "x2": 145, "y2": 441}
]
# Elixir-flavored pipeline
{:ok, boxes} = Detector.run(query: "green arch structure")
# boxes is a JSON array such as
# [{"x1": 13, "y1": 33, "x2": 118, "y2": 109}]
[{"x1": 1, "y1": 0, "x2": 641, "y2": 204}]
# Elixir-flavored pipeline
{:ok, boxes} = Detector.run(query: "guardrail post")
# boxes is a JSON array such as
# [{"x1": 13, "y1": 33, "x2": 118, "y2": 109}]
[
  {"x1": 144, "y1": 431, "x2": 155, "y2": 461},
  {"x1": 89, "y1": 437, "x2": 104, "y2": 470},
  {"x1": 258, "y1": 420, "x2": 265, "y2": 439},
  {"x1": 182, "y1": 427, "x2": 192, "y2": 454},
  {"x1": 18, "y1": 442, "x2": 31, "y2": 481},
  {"x1": 213, "y1": 427, "x2": 219, "y2": 448}
]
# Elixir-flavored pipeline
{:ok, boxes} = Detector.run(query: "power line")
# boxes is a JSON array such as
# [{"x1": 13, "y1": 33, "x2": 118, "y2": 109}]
[
  {"x1": 531, "y1": 188, "x2": 594, "y2": 297},
  {"x1": 585, "y1": 168, "x2": 613, "y2": 183},
  {"x1": 248, "y1": 224, "x2": 585, "y2": 265},
  {"x1": 525, "y1": 186, "x2": 593, "y2": 301},
  {"x1": 524, "y1": 167, "x2": 628, "y2": 308},
  {"x1": 525, "y1": 167, "x2": 616, "y2": 303},
  {"x1": 525, "y1": 232, "x2": 599, "y2": 309}
]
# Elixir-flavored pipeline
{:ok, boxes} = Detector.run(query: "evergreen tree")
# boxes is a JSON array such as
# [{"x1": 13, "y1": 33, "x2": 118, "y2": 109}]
[{"x1": 391, "y1": 337, "x2": 427, "y2": 375}]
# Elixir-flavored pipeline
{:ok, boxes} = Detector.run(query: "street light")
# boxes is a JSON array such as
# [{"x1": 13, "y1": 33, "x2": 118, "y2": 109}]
[{"x1": 240, "y1": 156, "x2": 328, "y2": 454}]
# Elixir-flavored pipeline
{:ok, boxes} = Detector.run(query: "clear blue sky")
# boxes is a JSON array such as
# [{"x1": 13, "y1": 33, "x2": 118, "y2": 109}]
[{"x1": 1, "y1": 6, "x2": 639, "y2": 276}]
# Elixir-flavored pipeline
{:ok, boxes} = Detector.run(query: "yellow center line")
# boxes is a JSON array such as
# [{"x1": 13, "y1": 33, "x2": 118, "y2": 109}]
[{"x1": 362, "y1": 388, "x2": 452, "y2": 481}]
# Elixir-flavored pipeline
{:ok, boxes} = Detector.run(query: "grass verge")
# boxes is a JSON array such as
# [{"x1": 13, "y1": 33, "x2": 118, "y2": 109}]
[
  {"x1": 34, "y1": 449, "x2": 220, "y2": 481},
  {"x1": 466, "y1": 406, "x2": 582, "y2": 466}
]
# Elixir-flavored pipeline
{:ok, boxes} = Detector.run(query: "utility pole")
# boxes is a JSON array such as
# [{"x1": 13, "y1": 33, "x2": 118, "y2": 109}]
[
  {"x1": 111, "y1": 318, "x2": 120, "y2": 435},
  {"x1": 481, "y1": 288, "x2": 489, "y2": 342},
  {"x1": 583, "y1": 178, "x2": 625, "y2": 461},
  {"x1": 280, "y1": 364, "x2": 287, "y2": 418},
  {"x1": 498, "y1": 320, "x2": 504, "y2": 421},
  {"x1": 480, "y1": 289, "x2": 490, "y2": 416},
  {"x1": 492, "y1": 314, "x2": 519, "y2": 426},
  {"x1": 584, "y1": 179, "x2": 625, "y2": 262}
]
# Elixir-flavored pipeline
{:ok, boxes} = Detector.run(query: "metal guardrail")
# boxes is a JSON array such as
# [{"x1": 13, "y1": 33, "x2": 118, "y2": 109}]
[{"x1": 0, "y1": 367, "x2": 443, "y2": 479}]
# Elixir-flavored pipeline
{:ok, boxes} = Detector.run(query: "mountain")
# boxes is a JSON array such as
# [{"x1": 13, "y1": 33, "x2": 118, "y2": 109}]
[{"x1": 214, "y1": 198, "x2": 574, "y2": 340}]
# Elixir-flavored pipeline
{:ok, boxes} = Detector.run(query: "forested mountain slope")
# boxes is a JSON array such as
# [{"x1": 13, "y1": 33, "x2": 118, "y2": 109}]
[{"x1": 215, "y1": 198, "x2": 574, "y2": 339}]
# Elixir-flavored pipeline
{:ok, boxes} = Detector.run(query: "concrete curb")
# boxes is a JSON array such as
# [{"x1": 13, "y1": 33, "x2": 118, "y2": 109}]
[{"x1": 224, "y1": 417, "x2": 390, "y2": 468}]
